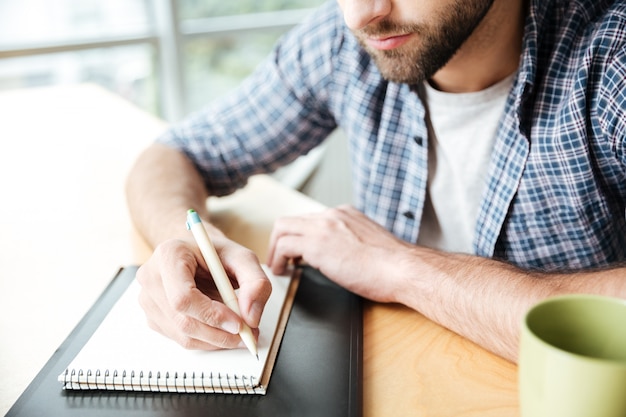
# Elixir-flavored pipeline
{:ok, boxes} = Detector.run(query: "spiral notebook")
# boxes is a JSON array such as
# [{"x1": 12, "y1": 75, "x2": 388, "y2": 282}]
[
  {"x1": 7, "y1": 265, "x2": 361, "y2": 417},
  {"x1": 57, "y1": 266, "x2": 297, "y2": 395}
]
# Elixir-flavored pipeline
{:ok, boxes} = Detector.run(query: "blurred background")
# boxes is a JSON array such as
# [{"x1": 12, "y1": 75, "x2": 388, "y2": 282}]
[
  {"x1": 0, "y1": 0, "x2": 351, "y2": 205},
  {"x1": 0, "y1": 0, "x2": 321, "y2": 120},
  {"x1": 0, "y1": 0, "x2": 352, "y2": 203}
]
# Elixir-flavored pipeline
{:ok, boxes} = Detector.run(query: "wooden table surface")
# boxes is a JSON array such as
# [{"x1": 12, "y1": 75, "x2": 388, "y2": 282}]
[{"x1": 0, "y1": 85, "x2": 519, "y2": 416}]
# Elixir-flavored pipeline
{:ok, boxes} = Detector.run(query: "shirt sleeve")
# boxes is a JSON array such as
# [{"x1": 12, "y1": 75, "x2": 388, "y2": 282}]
[
  {"x1": 596, "y1": 14, "x2": 626, "y2": 173},
  {"x1": 156, "y1": 1, "x2": 343, "y2": 196}
]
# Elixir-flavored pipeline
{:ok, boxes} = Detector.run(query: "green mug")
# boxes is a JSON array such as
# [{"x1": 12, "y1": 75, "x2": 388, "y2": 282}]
[{"x1": 519, "y1": 294, "x2": 626, "y2": 417}]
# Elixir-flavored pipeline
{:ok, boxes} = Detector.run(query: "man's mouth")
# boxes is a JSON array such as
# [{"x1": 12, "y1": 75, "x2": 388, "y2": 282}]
[{"x1": 364, "y1": 33, "x2": 413, "y2": 51}]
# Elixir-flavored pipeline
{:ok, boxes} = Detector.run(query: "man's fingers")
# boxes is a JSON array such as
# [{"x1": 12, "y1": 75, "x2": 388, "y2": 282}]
[
  {"x1": 138, "y1": 282, "x2": 244, "y2": 350},
  {"x1": 167, "y1": 286, "x2": 244, "y2": 333},
  {"x1": 219, "y1": 250, "x2": 272, "y2": 329},
  {"x1": 267, "y1": 214, "x2": 329, "y2": 268},
  {"x1": 137, "y1": 236, "x2": 274, "y2": 351}
]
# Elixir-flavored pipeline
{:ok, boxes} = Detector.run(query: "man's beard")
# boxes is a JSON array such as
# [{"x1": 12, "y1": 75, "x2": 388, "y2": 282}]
[{"x1": 353, "y1": 0, "x2": 495, "y2": 84}]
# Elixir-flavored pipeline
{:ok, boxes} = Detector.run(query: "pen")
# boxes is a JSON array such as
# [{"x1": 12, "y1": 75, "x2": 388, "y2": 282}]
[{"x1": 185, "y1": 209, "x2": 259, "y2": 360}]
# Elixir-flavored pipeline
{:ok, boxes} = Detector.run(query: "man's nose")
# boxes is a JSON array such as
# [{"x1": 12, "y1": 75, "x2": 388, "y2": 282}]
[{"x1": 340, "y1": 0, "x2": 392, "y2": 30}]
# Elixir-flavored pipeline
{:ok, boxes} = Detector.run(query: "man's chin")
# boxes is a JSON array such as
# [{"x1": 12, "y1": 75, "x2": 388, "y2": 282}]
[{"x1": 372, "y1": 59, "x2": 426, "y2": 85}]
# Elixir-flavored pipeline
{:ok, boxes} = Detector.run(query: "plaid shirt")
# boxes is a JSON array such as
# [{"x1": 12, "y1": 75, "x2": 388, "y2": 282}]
[{"x1": 159, "y1": 0, "x2": 626, "y2": 271}]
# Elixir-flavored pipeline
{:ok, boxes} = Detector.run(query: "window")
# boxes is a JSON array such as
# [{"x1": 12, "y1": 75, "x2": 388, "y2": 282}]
[
  {"x1": 0, "y1": 0, "x2": 150, "y2": 44},
  {"x1": 179, "y1": 0, "x2": 321, "y2": 19},
  {"x1": 0, "y1": 0, "x2": 323, "y2": 121}
]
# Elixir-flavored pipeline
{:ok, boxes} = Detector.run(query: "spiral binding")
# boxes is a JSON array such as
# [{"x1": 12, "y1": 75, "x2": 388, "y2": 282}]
[{"x1": 60, "y1": 368, "x2": 263, "y2": 394}]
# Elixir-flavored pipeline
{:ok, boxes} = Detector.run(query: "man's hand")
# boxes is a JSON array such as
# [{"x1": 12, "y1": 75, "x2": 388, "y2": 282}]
[
  {"x1": 267, "y1": 205, "x2": 414, "y2": 303},
  {"x1": 136, "y1": 236, "x2": 272, "y2": 350}
]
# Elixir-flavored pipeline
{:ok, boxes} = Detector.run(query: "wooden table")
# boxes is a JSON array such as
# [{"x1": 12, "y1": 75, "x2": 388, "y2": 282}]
[{"x1": 0, "y1": 85, "x2": 519, "y2": 416}]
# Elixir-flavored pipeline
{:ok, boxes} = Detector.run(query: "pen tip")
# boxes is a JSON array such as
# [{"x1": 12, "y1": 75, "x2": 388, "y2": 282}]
[{"x1": 256, "y1": 354, "x2": 259, "y2": 361}]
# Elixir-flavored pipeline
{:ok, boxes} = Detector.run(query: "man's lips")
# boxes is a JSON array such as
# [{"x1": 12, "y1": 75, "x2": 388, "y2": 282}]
[{"x1": 364, "y1": 33, "x2": 413, "y2": 51}]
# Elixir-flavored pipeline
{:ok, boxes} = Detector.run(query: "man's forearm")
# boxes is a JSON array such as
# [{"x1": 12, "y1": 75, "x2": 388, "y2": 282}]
[
  {"x1": 126, "y1": 143, "x2": 213, "y2": 248},
  {"x1": 398, "y1": 248, "x2": 626, "y2": 362}
]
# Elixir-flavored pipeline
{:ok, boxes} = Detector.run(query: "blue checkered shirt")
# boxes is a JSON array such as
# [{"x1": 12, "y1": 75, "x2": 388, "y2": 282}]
[{"x1": 158, "y1": 0, "x2": 626, "y2": 271}]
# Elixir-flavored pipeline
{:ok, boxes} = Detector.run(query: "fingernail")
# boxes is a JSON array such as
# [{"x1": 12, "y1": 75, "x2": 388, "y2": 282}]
[
  {"x1": 221, "y1": 321, "x2": 240, "y2": 334},
  {"x1": 249, "y1": 301, "x2": 264, "y2": 327}
]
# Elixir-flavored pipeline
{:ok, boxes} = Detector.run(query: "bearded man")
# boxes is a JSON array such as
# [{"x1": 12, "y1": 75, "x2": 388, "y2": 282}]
[{"x1": 127, "y1": 0, "x2": 626, "y2": 362}]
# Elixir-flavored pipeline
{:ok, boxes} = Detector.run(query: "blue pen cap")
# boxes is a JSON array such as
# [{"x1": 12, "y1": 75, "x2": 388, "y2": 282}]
[{"x1": 186, "y1": 209, "x2": 201, "y2": 230}]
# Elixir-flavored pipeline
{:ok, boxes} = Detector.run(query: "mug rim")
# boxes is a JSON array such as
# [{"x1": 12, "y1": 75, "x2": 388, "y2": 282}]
[{"x1": 523, "y1": 293, "x2": 626, "y2": 366}]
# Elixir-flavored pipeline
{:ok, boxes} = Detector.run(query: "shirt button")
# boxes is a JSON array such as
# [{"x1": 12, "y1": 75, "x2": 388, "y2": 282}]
[
  {"x1": 403, "y1": 210, "x2": 415, "y2": 220},
  {"x1": 413, "y1": 136, "x2": 423, "y2": 146}
]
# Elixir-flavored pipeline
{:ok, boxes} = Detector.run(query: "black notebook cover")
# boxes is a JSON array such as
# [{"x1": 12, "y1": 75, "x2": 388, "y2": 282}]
[{"x1": 6, "y1": 265, "x2": 362, "y2": 417}]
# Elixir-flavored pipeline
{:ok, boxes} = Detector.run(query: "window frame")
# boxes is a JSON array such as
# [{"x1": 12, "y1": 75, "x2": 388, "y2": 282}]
[{"x1": 0, "y1": 0, "x2": 315, "y2": 122}]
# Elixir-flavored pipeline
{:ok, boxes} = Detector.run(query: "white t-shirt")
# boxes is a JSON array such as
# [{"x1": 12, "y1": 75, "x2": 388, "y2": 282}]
[{"x1": 417, "y1": 74, "x2": 516, "y2": 254}]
